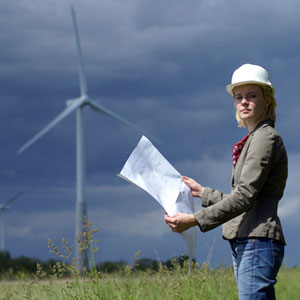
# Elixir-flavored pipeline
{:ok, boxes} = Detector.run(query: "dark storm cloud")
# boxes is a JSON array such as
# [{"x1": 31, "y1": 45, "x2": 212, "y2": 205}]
[{"x1": 1, "y1": 0, "x2": 300, "y2": 266}]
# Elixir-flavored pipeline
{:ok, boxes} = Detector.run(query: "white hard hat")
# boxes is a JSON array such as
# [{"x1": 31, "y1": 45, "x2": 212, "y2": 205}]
[{"x1": 226, "y1": 64, "x2": 274, "y2": 96}]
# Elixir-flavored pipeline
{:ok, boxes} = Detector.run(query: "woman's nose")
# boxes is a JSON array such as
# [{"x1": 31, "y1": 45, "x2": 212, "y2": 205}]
[{"x1": 241, "y1": 97, "x2": 249, "y2": 105}]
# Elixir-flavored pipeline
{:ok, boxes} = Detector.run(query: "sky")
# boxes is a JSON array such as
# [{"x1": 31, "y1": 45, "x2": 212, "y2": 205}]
[{"x1": 1, "y1": 0, "x2": 300, "y2": 268}]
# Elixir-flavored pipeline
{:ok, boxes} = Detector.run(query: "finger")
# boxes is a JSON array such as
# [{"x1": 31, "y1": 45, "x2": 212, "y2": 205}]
[
  {"x1": 169, "y1": 224, "x2": 178, "y2": 232},
  {"x1": 171, "y1": 226, "x2": 181, "y2": 233},
  {"x1": 182, "y1": 176, "x2": 189, "y2": 182},
  {"x1": 165, "y1": 216, "x2": 175, "y2": 224}
]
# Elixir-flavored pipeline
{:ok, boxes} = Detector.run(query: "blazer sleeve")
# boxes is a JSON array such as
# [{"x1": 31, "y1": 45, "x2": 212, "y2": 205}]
[
  {"x1": 201, "y1": 187, "x2": 229, "y2": 207},
  {"x1": 194, "y1": 129, "x2": 278, "y2": 232}
]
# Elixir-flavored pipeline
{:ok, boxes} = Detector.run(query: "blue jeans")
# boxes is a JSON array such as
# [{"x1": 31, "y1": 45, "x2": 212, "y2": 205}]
[{"x1": 230, "y1": 237, "x2": 284, "y2": 300}]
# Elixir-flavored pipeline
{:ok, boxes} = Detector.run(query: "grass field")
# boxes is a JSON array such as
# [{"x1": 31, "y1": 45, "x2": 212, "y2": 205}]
[
  {"x1": 0, "y1": 263, "x2": 299, "y2": 300},
  {"x1": 1, "y1": 221, "x2": 298, "y2": 300}
]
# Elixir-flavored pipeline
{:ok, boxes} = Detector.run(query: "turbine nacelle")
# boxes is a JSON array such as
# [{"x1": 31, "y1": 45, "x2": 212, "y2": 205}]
[{"x1": 66, "y1": 95, "x2": 90, "y2": 107}]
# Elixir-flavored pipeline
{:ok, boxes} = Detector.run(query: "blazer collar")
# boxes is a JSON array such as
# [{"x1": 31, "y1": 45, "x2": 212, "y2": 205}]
[{"x1": 249, "y1": 119, "x2": 274, "y2": 136}]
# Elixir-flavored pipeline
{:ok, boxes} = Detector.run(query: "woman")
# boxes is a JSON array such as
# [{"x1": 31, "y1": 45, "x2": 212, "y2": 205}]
[{"x1": 165, "y1": 64, "x2": 288, "y2": 300}]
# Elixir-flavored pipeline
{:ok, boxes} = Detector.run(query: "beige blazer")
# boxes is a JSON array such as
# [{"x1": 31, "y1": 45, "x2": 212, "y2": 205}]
[{"x1": 193, "y1": 120, "x2": 288, "y2": 244}]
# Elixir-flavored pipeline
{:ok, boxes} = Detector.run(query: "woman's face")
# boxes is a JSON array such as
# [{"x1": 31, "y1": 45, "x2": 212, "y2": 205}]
[{"x1": 233, "y1": 84, "x2": 268, "y2": 129}]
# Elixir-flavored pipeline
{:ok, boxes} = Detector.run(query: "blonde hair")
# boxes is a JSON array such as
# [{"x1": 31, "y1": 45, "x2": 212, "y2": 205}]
[{"x1": 234, "y1": 85, "x2": 277, "y2": 128}]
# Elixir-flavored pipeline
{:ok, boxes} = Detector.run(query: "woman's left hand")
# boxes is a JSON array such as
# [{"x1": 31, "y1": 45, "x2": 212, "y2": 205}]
[{"x1": 164, "y1": 213, "x2": 198, "y2": 233}]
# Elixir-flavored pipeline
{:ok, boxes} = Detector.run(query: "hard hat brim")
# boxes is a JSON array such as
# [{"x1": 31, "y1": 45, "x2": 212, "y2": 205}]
[{"x1": 226, "y1": 80, "x2": 274, "y2": 96}]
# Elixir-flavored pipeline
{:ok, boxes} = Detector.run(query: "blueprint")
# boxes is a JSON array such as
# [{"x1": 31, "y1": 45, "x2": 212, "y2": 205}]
[{"x1": 118, "y1": 136, "x2": 197, "y2": 266}]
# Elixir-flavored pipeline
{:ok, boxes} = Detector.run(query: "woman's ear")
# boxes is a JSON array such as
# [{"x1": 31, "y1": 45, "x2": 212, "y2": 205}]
[{"x1": 265, "y1": 97, "x2": 271, "y2": 111}]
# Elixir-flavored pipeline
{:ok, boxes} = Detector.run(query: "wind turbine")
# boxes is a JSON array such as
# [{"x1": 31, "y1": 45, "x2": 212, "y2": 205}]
[
  {"x1": 18, "y1": 6, "x2": 159, "y2": 272},
  {"x1": 0, "y1": 191, "x2": 24, "y2": 252}
]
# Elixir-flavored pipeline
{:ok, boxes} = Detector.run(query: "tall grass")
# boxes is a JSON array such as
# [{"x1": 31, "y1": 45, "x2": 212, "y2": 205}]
[
  {"x1": 1, "y1": 264, "x2": 299, "y2": 300},
  {"x1": 0, "y1": 219, "x2": 298, "y2": 300},
  {"x1": 276, "y1": 266, "x2": 300, "y2": 300},
  {"x1": 0, "y1": 261, "x2": 239, "y2": 300}
]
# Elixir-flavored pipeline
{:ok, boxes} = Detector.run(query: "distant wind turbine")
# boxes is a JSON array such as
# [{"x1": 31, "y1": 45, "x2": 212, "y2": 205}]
[
  {"x1": 0, "y1": 191, "x2": 24, "y2": 252},
  {"x1": 18, "y1": 6, "x2": 159, "y2": 272}
]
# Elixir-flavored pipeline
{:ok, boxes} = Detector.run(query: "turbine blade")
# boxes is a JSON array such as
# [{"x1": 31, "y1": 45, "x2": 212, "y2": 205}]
[
  {"x1": 71, "y1": 5, "x2": 88, "y2": 97},
  {"x1": 18, "y1": 98, "x2": 85, "y2": 154},
  {"x1": 3, "y1": 191, "x2": 24, "y2": 206},
  {"x1": 88, "y1": 100, "x2": 161, "y2": 144}
]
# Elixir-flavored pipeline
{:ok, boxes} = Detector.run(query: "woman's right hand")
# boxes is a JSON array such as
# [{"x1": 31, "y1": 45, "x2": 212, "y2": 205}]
[{"x1": 182, "y1": 176, "x2": 204, "y2": 198}]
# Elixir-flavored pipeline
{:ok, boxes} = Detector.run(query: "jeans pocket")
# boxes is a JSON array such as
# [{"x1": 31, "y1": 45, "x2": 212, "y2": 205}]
[{"x1": 271, "y1": 240, "x2": 284, "y2": 271}]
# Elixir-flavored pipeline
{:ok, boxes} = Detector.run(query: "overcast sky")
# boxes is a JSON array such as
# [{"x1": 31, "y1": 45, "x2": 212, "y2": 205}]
[{"x1": 1, "y1": 0, "x2": 300, "y2": 268}]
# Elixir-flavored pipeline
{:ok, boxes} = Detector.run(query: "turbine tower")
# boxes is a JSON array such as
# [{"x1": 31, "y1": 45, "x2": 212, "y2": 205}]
[
  {"x1": 0, "y1": 191, "x2": 24, "y2": 252},
  {"x1": 18, "y1": 6, "x2": 158, "y2": 272}
]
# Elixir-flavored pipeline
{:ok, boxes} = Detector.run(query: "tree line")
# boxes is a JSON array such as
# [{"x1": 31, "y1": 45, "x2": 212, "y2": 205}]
[{"x1": 0, "y1": 251, "x2": 193, "y2": 276}]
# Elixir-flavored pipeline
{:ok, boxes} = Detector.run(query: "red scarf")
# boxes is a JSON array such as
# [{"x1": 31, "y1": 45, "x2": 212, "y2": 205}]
[{"x1": 232, "y1": 134, "x2": 249, "y2": 168}]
